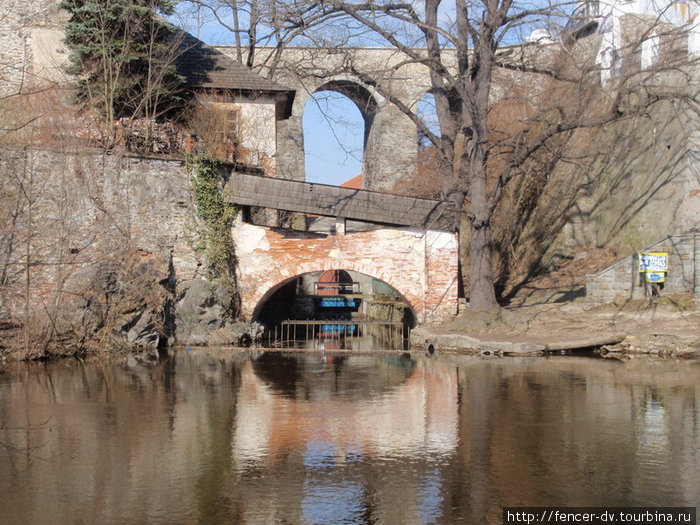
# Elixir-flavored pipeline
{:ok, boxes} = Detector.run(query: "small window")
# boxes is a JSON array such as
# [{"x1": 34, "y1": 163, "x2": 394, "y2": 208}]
[
  {"x1": 641, "y1": 32, "x2": 660, "y2": 69},
  {"x1": 218, "y1": 108, "x2": 240, "y2": 142}
]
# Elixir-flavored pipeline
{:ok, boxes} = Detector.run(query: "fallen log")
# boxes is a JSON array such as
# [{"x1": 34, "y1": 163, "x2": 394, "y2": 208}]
[{"x1": 544, "y1": 333, "x2": 627, "y2": 352}]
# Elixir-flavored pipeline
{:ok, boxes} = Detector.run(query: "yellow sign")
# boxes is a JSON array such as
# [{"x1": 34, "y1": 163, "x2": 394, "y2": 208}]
[{"x1": 645, "y1": 272, "x2": 665, "y2": 283}]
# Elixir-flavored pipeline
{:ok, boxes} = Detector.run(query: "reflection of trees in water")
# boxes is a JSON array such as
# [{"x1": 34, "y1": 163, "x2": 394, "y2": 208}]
[
  {"x1": 1, "y1": 354, "x2": 698, "y2": 524},
  {"x1": 250, "y1": 352, "x2": 415, "y2": 400},
  {"x1": 251, "y1": 352, "x2": 304, "y2": 398},
  {"x1": 443, "y1": 358, "x2": 700, "y2": 523}
]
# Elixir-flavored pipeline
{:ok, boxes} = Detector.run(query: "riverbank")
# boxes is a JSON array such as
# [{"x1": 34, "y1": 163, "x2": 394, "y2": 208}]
[{"x1": 412, "y1": 293, "x2": 700, "y2": 358}]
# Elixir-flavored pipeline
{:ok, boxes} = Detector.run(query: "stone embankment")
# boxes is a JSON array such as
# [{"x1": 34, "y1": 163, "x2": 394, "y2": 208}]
[
  {"x1": 411, "y1": 328, "x2": 628, "y2": 356},
  {"x1": 410, "y1": 295, "x2": 700, "y2": 359}
]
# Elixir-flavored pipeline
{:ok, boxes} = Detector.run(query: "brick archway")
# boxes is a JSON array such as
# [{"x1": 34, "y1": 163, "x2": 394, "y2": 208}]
[{"x1": 250, "y1": 263, "x2": 422, "y2": 323}]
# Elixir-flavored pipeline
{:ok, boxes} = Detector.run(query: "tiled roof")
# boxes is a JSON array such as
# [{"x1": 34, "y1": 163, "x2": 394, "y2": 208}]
[
  {"x1": 174, "y1": 30, "x2": 295, "y2": 118},
  {"x1": 340, "y1": 174, "x2": 363, "y2": 189}
]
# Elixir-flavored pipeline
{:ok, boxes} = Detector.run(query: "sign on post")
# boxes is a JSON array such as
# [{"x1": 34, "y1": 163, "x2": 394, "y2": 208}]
[
  {"x1": 638, "y1": 252, "x2": 668, "y2": 272},
  {"x1": 638, "y1": 252, "x2": 668, "y2": 286},
  {"x1": 645, "y1": 272, "x2": 666, "y2": 283}
]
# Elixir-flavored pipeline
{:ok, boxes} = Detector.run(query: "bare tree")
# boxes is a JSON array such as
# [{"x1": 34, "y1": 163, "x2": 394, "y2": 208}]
[
  {"x1": 173, "y1": 0, "x2": 347, "y2": 73},
  {"x1": 288, "y1": 0, "x2": 700, "y2": 312}
]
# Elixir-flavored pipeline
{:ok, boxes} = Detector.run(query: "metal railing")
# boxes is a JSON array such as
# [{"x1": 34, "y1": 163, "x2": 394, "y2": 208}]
[
  {"x1": 314, "y1": 281, "x2": 360, "y2": 295},
  {"x1": 269, "y1": 319, "x2": 408, "y2": 350}
]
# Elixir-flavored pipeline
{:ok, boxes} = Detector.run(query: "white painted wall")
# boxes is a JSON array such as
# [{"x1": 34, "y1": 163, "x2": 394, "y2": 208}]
[{"x1": 591, "y1": 0, "x2": 700, "y2": 81}]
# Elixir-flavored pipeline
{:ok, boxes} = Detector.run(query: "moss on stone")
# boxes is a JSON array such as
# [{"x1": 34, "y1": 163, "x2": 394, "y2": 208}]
[{"x1": 187, "y1": 156, "x2": 240, "y2": 314}]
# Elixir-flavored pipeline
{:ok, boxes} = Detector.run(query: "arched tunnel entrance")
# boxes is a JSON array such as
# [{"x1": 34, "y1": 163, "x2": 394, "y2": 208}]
[{"x1": 255, "y1": 270, "x2": 416, "y2": 350}]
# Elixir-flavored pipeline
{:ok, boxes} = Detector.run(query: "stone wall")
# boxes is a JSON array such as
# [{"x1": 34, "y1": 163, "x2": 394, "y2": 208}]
[
  {"x1": 551, "y1": 100, "x2": 700, "y2": 259},
  {"x1": 0, "y1": 0, "x2": 68, "y2": 95},
  {"x1": 585, "y1": 233, "x2": 699, "y2": 304},
  {"x1": 1, "y1": 146, "x2": 456, "y2": 355},
  {"x1": 0, "y1": 147, "x2": 261, "y2": 349},
  {"x1": 0, "y1": 148, "x2": 197, "y2": 269}
]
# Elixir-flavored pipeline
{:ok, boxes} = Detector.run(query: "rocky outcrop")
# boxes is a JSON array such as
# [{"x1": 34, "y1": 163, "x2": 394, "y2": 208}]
[
  {"x1": 173, "y1": 279, "x2": 261, "y2": 346},
  {"x1": 63, "y1": 252, "x2": 172, "y2": 352},
  {"x1": 602, "y1": 333, "x2": 700, "y2": 358},
  {"x1": 411, "y1": 328, "x2": 546, "y2": 356}
]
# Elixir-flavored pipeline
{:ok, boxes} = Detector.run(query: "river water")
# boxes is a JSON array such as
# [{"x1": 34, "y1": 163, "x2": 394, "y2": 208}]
[{"x1": 0, "y1": 350, "x2": 698, "y2": 524}]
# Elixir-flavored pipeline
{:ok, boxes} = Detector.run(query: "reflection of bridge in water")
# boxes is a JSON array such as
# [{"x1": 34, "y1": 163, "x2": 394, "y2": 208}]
[{"x1": 237, "y1": 352, "x2": 459, "y2": 465}]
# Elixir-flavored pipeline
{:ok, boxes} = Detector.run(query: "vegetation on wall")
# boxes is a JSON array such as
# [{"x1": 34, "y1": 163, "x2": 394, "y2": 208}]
[
  {"x1": 187, "y1": 156, "x2": 240, "y2": 314},
  {"x1": 59, "y1": 0, "x2": 186, "y2": 144}
]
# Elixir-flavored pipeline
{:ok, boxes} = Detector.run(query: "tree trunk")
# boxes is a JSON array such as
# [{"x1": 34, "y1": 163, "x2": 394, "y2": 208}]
[
  {"x1": 469, "y1": 219, "x2": 498, "y2": 311},
  {"x1": 466, "y1": 150, "x2": 498, "y2": 311}
]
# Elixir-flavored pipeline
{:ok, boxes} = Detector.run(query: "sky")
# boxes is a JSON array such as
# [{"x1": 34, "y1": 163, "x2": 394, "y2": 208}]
[
  {"x1": 303, "y1": 92, "x2": 364, "y2": 187},
  {"x1": 302, "y1": 91, "x2": 440, "y2": 186}
]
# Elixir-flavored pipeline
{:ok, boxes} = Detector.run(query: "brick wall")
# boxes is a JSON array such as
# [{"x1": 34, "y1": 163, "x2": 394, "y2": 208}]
[
  {"x1": 231, "y1": 218, "x2": 459, "y2": 324},
  {"x1": 585, "y1": 233, "x2": 699, "y2": 304}
]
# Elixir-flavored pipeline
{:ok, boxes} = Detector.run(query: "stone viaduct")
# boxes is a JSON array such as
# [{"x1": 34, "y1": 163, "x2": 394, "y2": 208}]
[{"x1": 214, "y1": 46, "x2": 443, "y2": 192}]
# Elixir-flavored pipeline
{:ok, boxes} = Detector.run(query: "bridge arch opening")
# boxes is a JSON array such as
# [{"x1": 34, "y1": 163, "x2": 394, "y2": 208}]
[
  {"x1": 303, "y1": 80, "x2": 379, "y2": 187},
  {"x1": 253, "y1": 269, "x2": 416, "y2": 350}
]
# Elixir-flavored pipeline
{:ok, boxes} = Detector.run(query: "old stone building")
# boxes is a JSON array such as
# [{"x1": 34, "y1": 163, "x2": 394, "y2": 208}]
[{"x1": 0, "y1": 6, "x2": 304, "y2": 349}]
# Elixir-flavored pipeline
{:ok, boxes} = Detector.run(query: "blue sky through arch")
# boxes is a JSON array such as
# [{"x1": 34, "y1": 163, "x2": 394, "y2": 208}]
[
  {"x1": 417, "y1": 92, "x2": 441, "y2": 149},
  {"x1": 303, "y1": 91, "x2": 364, "y2": 186}
]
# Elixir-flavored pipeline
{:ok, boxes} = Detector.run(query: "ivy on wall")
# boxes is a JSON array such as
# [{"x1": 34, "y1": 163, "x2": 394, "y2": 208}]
[{"x1": 187, "y1": 156, "x2": 240, "y2": 310}]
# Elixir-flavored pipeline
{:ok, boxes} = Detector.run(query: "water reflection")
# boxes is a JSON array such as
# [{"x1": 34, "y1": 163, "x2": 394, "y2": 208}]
[
  {"x1": 237, "y1": 353, "x2": 456, "y2": 470},
  {"x1": 0, "y1": 353, "x2": 698, "y2": 524}
]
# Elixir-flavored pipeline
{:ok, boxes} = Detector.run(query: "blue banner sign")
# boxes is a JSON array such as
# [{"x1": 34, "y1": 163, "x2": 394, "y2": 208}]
[
  {"x1": 319, "y1": 297, "x2": 356, "y2": 308},
  {"x1": 639, "y1": 252, "x2": 668, "y2": 272},
  {"x1": 645, "y1": 272, "x2": 665, "y2": 283},
  {"x1": 320, "y1": 324, "x2": 357, "y2": 335}
]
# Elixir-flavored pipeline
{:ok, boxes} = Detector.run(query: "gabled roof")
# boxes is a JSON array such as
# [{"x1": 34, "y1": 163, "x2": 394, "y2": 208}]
[{"x1": 174, "y1": 30, "x2": 295, "y2": 119}]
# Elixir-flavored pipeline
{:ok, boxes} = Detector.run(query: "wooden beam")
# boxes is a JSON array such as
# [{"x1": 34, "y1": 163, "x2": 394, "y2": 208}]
[{"x1": 224, "y1": 173, "x2": 456, "y2": 231}]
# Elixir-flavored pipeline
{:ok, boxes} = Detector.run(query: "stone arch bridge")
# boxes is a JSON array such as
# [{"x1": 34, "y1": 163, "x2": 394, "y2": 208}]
[
  {"x1": 226, "y1": 174, "x2": 459, "y2": 324},
  {"x1": 215, "y1": 46, "x2": 442, "y2": 191}
]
